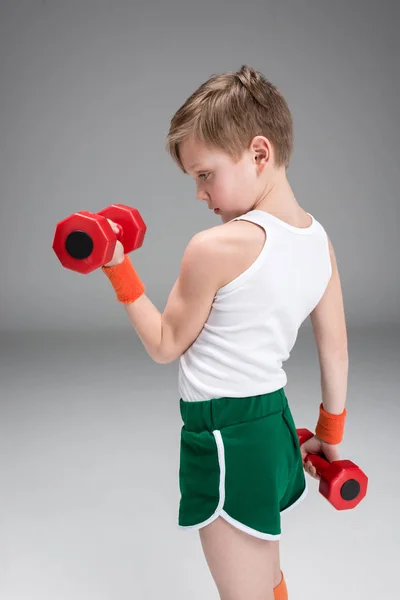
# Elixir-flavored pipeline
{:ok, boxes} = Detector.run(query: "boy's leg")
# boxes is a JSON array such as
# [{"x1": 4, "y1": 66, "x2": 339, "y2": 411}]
[{"x1": 199, "y1": 516, "x2": 281, "y2": 600}]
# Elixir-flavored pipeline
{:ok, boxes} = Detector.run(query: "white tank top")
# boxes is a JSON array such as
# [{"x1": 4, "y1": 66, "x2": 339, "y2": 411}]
[{"x1": 178, "y1": 209, "x2": 332, "y2": 402}]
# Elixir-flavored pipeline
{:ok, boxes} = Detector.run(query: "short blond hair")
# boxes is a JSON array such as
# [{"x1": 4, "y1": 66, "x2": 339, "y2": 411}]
[{"x1": 166, "y1": 65, "x2": 294, "y2": 172}]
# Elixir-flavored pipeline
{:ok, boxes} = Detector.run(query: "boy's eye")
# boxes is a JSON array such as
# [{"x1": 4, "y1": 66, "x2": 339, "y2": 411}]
[{"x1": 198, "y1": 173, "x2": 210, "y2": 181}]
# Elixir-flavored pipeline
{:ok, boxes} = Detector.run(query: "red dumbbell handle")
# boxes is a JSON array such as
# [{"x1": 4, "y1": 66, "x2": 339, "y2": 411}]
[{"x1": 303, "y1": 453, "x2": 334, "y2": 478}]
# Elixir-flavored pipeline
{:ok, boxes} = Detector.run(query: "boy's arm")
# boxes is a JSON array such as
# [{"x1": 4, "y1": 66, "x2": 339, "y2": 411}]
[
  {"x1": 310, "y1": 237, "x2": 349, "y2": 415},
  {"x1": 122, "y1": 230, "x2": 225, "y2": 364}
]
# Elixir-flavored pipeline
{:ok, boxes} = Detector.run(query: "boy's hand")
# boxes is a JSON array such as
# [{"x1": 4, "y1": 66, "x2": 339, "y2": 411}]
[
  {"x1": 300, "y1": 435, "x2": 341, "y2": 480},
  {"x1": 104, "y1": 219, "x2": 125, "y2": 267}
]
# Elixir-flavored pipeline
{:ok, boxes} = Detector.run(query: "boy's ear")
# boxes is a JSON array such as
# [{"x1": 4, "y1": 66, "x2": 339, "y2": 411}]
[{"x1": 251, "y1": 136, "x2": 270, "y2": 167}]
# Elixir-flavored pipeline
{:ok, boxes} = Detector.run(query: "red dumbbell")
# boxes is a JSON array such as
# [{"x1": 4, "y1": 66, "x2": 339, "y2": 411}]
[
  {"x1": 296, "y1": 428, "x2": 368, "y2": 510},
  {"x1": 52, "y1": 204, "x2": 146, "y2": 274}
]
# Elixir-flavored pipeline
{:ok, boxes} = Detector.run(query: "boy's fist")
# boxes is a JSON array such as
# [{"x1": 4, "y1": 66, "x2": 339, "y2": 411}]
[
  {"x1": 300, "y1": 435, "x2": 341, "y2": 480},
  {"x1": 104, "y1": 219, "x2": 125, "y2": 267}
]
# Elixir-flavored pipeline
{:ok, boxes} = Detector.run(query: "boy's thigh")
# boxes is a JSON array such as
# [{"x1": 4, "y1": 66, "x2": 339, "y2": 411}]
[{"x1": 199, "y1": 516, "x2": 281, "y2": 600}]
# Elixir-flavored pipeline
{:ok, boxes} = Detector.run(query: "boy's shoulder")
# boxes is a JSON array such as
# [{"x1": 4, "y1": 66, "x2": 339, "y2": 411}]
[
  {"x1": 192, "y1": 219, "x2": 266, "y2": 288},
  {"x1": 197, "y1": 218, "x2": 266, "y2": 251}
]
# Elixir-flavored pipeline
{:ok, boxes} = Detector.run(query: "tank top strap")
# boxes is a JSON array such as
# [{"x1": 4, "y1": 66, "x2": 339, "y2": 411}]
[
  {"x1": 232, "y1": 210, "x2": 270, "y2": 232},
  {"x1": 232, "y1": 210, "x2": 317, "y2": 236}
]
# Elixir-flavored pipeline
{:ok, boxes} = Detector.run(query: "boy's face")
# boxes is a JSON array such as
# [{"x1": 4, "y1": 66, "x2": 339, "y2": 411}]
[{"x1": 179, "y1": 136, "x2": 263, "y2": 223}]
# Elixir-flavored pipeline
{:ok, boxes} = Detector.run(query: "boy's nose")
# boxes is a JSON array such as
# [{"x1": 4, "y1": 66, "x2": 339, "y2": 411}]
[{"x1": 196, "y1": 188, "x2": 209, "y2": 202}]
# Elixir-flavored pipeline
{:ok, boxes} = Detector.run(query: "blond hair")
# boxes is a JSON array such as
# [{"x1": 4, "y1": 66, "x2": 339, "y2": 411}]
[{"x1": 166, "y1": 65, "x2": 294, "y2": 172}]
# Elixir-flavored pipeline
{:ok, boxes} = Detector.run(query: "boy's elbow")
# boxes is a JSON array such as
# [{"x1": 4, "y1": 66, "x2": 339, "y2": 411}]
[
  {"x1": 152, "y1": 345, "x2": 177, "y2": 364},
  {"x1": 154, "y1": 354, "x2": 176, "y2": 364},
  {"x1": 153, "y1": 353, "x2": 170, "y2": 364},
  {"x1": 155, "y1": 323, "x2": 180, "y2": 363}
]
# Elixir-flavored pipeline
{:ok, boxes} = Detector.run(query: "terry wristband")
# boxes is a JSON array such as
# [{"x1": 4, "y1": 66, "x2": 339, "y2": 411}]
[
  {"x1": 102, "y1": 254, "x2": 145, "y2": 304},
  {"x1": 315, "y1": 402, "x2": 347, "y2": 445}
]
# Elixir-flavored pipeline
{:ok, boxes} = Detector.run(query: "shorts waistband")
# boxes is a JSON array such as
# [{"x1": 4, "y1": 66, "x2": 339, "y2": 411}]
[{"x1": 179, "y1": 388, "x2": 287, "y2": 433}]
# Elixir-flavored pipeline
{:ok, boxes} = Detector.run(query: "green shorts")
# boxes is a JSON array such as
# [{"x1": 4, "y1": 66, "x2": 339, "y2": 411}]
[{"x1": 178, "y1": 387, "x2": 307, "y2": 540}]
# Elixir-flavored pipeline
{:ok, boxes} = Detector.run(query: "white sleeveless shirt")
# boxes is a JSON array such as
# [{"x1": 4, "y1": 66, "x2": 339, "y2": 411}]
[{"x1": 178, "y1": 209, "x2": 332, "y2": 402}]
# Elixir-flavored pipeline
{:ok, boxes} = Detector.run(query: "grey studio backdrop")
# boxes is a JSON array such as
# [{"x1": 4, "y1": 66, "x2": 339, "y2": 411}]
[{"x1": 0, "y1": 1, "x2": 399, "y2": 599}]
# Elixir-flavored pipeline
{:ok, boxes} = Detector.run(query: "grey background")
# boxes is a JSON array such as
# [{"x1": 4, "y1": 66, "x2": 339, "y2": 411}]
[{"x1": 0, "y1": 1, "x2": 399, "y2": 599}]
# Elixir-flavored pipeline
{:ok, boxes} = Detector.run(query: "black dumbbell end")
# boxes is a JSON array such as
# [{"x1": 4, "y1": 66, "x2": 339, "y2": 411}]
[
  {"x1": 65, "y1": 231, "x2": 94, "y2": 260},
  {"x1": 340, "y1": 478, "x2": 361, "y2": 501}
]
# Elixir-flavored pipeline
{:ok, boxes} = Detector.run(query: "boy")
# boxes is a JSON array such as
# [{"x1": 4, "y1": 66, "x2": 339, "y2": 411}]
[{"x1": 102, "y1": 65, "x2": 348, "y2": 600}]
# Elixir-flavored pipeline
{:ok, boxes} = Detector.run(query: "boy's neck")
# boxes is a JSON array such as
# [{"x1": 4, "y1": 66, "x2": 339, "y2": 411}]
[{"x1": 253, "y1": 171, "x2": 302, "y2": 219}]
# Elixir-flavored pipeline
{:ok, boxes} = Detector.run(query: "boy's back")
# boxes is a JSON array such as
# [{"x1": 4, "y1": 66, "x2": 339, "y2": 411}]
[{"x1": 178, "y1": 207, "x2": 333, "y2": 402}]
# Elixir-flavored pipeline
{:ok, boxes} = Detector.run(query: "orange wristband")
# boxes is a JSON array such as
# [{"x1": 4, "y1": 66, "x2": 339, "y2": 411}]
[
  {"x1": 315, "y1": 403, "x2": 347, "y2": 445},
  {"x1": 102, "y1": 254, "x2": 145, "y2": 304}
]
